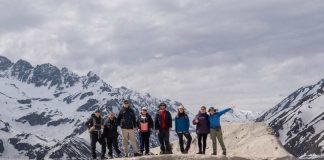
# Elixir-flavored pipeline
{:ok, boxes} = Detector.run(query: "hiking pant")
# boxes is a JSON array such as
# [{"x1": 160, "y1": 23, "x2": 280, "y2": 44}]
[
  {"x1": 105, "y1": 135, "x2": 121, "y2": 156},
  {"x1": 177, "y1": 132, "x2": 192, "y2": 152},
  {"x1": 158, "y1": 129, "x2": 170, "y2": 152},
  {"x1": 197, "y1": 133, "x2": 208, "y2": 153},
  {"x1": 210, "y1": 128, "x2": 226, "y2": 154},
  {"x1": 140, "y1": 132, "x2": 151, "y2": 154},
  {"x1": 121, "y1": 129, "x2": 139, "y2": 154},
  {"x1": 90, "y1": 131, "x2": 106, "y2": 158}
]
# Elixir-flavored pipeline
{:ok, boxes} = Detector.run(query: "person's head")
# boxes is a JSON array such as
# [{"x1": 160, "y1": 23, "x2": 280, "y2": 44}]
[
  {"x1": 200, "y1": 106, "x2": 206, "y2": 113},
  {"x1": 123, "y1": 100, "x2": 129, "y2": 108},
  {"x1": 159, "y1": 102, "x2": 166, "y2": 111},
  {"x1": 108, "y1": 112, "x2": 115, "y2": 119},
  {"x1": 178, "y1": 105, "x2": 185, "y2": 113},
  {"x1": 208, "y1": 107, "x2": 217, "y2": 114},
  {"x1": 95, "y1": 109, "x2": 101, "y2": 117},
  {"x1": 141, "y1": 107, "x2": 148, "y2": 115}
]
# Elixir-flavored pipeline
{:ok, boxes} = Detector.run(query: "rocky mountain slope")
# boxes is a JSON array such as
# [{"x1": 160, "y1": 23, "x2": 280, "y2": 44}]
[{"x1": 256, "y1": 79, "x2": 324, "y2": 159}]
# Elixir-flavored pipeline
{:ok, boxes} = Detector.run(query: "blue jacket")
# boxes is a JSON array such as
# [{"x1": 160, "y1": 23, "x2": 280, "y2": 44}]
[
  {"x1": 209, "y1": 108, "x2": 231, "y2": 129},
  {"x1": 175, "y1": 113, "x2": 190, "y2": 133}
]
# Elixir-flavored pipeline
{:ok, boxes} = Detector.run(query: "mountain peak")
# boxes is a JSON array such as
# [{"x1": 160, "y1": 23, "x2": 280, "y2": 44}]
[
  {"x1": 61, "y1": 67, "x2": 80, "y2": 87},
  {"x1": 30, "y1": 63, "x2": 62, "y2": 87},
  {"x1": 0, "y1": 56, "x2": 14, "y2": 70},
  {"x1": 11, "y1": 59, "x2": 34, "y2": 82},
  {"x1": 86, "y1": 71, "x2": 100, "y2": 82}
]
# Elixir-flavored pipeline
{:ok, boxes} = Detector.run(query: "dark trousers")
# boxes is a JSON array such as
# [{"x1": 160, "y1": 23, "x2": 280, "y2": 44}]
[
  {"x1": 197, "y1": 133, "x2": 208, "y2": 153},
  {"x1": 158, "y1": 129, "x2": 170, "y2": 152},
  {"x1": 177, "y1": 132, "x2": 192, "y2": 152},
  {"x1": 140, "y1": 132, "x2": 151, "y2": 154},
  {"x1": 105, "y1": 135, "x2": 121, "y2": 156},
  {"x1": 90, "y1": 131, "x2": 106, "y2": 158}
]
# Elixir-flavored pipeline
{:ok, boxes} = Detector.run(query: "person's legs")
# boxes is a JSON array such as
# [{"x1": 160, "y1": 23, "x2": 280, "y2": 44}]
[
  {"x1": 202, "y1": 134, "x2": 208, "y2": 154},
  {"x1": 210, "y1": 129, "x2": 217, "y2": 154},
  {"x1": 158, "y1": 130, "x2": 165, "y2": 152},
  {"x1": 140, "y1": 132, "x2": 145, "y2": 153},
  {"x1": 216, "y1": 129, "x2": 226, "y2": 155},
  {"x1": 164, "y1": 129, "x2": 171, "y2": 153},
  {"x1": 177, "y1": 133, "x2": 185, "y2": 152},
  {"x1": 144, "y1": 132, "x2": 150, "y2": 154},
  {"x1": 99, "y1": 135, "x2": 106, "y2": 157},
  {"x1": 90, "y1": 132, "x2": 98, "y2": 158},
  {"x1": 197, "y1": 134, "x2": 202, "y2": 153},
  {"x1": 107, "y1": 137, "x2": 113, "y2": 156},
  {"x1": 128, "y1": 129, "x2": 139, "y2": 153},
  {"x1": 184, "y1": 132, "x2": 192, "y2": 152},
  {"x1": 122, "y1": 129, "x2": 129, "y2": 155},
  {"x1": 112, "y1": 135, "x2": 121, "y2": 155}
]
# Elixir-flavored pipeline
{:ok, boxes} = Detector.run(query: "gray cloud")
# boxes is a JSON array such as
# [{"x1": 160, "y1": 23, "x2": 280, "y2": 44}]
[{"x1": 1, "y1": 0, "x2": 324, "y2": 112}]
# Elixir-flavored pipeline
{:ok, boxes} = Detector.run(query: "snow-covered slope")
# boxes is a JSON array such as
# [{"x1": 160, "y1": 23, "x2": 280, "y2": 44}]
[
  {"x1": 256, "y1": 79, "x2": 324, "y2": 159},
  {"x1": 221, "y1": 109, "x2": 260, "y2": 122}
]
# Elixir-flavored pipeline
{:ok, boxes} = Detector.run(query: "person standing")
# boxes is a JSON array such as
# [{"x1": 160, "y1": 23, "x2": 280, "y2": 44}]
[
  {"x1": 208, "y1": 106, "x2": 233, "y2": 156},
  {"x1": 137, "y1": 107, "x2": 154, "y2": 155},
  {"x1": 155, "y1": 102, "x2": 173, "y2": 154},
  {"x1": 192, "y1": 106, "x2": 209, "y2": 154},
  {"x1": 85, "y1": 109, "x2": 106, "y2": 159},
  {"x1": 117, "y1": 100, "x2": 141, "y2": 157},
  {"x1": 103, "y1": 112, "x2": 121, "y2": 159},
  {"x1": 175, "y1": 105, "x2": 192, "y2": 154}
]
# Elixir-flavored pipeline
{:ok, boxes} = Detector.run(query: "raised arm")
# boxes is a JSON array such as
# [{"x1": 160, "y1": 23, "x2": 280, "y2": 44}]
[{"x1": 217, "y1": 108, "x2": 232, "y2": 116}]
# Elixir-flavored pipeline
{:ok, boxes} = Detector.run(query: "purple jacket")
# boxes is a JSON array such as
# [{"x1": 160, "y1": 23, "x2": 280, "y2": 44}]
[{"x1": 192, "y1": 112, "x2": 210, "y2": 134}]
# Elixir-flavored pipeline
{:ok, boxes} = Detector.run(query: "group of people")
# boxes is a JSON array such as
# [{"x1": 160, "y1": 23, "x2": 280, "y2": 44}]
[{"x1": 85, "y1": 99, "x2": 233, "y2": 159}]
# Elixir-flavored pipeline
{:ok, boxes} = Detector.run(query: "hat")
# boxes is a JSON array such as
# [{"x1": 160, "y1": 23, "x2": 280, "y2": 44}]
[
  {"x1": 178, "y1": 105, "x2": 184, "y2": 109},
  {"x1": 208, "y1": 107, "x2": 216, "y2": 112},
  {"x1": 159, "y1": 102, "x2": 167, "y2": 108},
  {"x1": 95, "y1": 109, "x2": 101, "y2": 113},
  {"x1": 142, "y1": 107, "x2": 148, "y2": 111}
]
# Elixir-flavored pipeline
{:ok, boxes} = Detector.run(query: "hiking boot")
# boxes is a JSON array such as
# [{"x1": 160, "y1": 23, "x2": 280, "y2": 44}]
[
  {"x1": 134, "y1": 152, "x2": 142, "y2": 157},
  {"x1": 223, "y1": 151, "x2": 226, "y2": 156},
  {"x1": 211, "y1": 152, "x2": 216, "y2": 155},
  {"x1": 160, "y1": 150, "x2": 166, "y2": 155},
  {"x1": 196, "y1": 151, "x2": 203, "y2": 154}
]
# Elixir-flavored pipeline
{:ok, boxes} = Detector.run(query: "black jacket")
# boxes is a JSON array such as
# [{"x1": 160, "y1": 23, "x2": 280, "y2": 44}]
[
  {"x1": 117, "y1": 107, "x2": 137, "y2": 129},
  {"x1": 137, "y1": 114, "x2": 154, "y2": 132},
  {"x1": 155, "y1": 110, "x2": 172, "y2": 130},
  {"x1": 103, "y1": 117, "x2": 118, "y2": 137},
  {"x1": 85, "y1": 114, "x2": 103, "y2": 132}
]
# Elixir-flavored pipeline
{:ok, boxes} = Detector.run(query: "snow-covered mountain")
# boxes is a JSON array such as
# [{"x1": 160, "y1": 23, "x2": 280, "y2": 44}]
[
  {"x1": 256, "y1": 79, "x2": 324, "y2": 159},
  {"x1": 0, "y1": 55, "x2": 258, "y2": 159},
  {"x1": 0, "y1": 56, "x2": 185, "y2": 159},
  {"x1": 222, "y1": 109, "x2": 260, "y2": 122}
]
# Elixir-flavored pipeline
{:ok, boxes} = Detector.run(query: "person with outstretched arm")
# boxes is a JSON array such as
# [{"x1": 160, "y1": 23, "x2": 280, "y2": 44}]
[{"x1": 208, "y1": 106, "x2": 234, "y2": 156}]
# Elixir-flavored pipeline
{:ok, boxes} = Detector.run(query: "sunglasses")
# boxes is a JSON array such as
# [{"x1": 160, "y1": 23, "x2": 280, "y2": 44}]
[{"x1": 142, "y1": 110, "x2": 147, "y2": 111}]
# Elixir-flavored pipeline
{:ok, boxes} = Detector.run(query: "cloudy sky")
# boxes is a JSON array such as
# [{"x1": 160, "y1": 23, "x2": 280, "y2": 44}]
[{"x1": 1, "y1": 0, "x2": 324, "y2": 112}]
